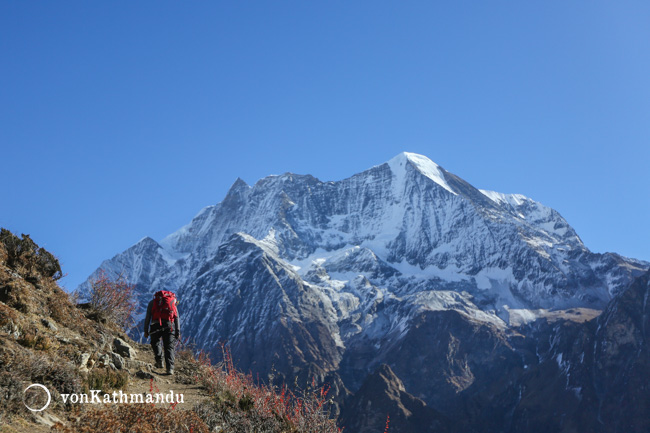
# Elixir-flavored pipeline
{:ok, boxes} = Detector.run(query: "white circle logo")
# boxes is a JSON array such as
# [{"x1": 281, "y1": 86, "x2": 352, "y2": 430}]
[{"x1": 23, "y1": 384, "x2": 51, "y2": 412}]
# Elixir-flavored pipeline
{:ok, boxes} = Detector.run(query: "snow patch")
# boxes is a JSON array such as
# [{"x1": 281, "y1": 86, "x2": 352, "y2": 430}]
[
  {"x1": 160, "y1": 205, "x2": 217, "y2": 250},
  {"x1": 480, "y1": 190, "x2": 528, "y2": 207},
  {"x1": 390, "y1": 259, "x2": 466, "y2": 282},
  {"x1": 387, "y1": 152, "x2": 457, "y2": 195},
  {"x1": 406, "y1": 291, "x2": 506, "y2": 328},
  {"x1": 158, "y1": 246, "x2": 190, "y2": 266},
  {"x1": 474, "y1": 267, "x2": 515, "y2": 290}
]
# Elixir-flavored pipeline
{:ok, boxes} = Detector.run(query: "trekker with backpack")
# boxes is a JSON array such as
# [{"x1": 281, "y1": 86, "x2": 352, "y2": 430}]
[{"x1": 143, "y1": 290, "x2": 180, "y2": 375}]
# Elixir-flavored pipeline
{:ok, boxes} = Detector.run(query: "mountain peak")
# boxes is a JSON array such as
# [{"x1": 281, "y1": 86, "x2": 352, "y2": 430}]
[
  {"x1": 231, "y1": 177, "x2": 250, "y2": 189},
  {"x1": 386, "y1": 152, "x2": 457, "y2": 195},
  {"x1": 224, "y1": 177, "x2": 251, "y2": 198}
]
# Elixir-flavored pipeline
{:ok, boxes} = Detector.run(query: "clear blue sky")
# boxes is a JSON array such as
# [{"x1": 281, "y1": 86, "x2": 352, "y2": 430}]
[{"x1": 1, "y1": 1, "x2": 649, "y2": 291}]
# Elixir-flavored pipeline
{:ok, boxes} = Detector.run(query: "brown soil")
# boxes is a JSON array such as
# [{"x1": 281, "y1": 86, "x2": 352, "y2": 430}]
[{"x1": 122, "y1": 341, "x2": 212, "y2": 410}]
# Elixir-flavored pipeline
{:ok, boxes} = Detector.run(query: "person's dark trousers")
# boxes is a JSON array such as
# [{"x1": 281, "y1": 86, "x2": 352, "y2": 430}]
[{"x1": 150, "y1": 326, "x2": 176, "y2": 371}]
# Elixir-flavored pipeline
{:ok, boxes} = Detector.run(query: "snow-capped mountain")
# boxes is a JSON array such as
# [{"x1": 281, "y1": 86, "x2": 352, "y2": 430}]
[
  {"x1": 80, "y1": 152, "x2": 648, "y2": 431},
  {"x1": 83, "y1": 151, "x2": 644, "y2": 318}
]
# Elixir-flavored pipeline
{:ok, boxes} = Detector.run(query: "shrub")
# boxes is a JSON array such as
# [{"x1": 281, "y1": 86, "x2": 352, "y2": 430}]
[
  {"x1": 0, "y1": 228, "x2": 62, "y2": 280},
  {"x1": 85, "y1": 368, "x2": 129, "y2": 394},
  {"x1": 18, "y1": 331, "x2": 53, "y2": 351},
  {"x1": 0, "y1": 303, "x2": 19, "y2": 331},
  {"x1": 192, "y1": 344, "x2": 340, "y2": 433},
  {"x1": 87, "y1": 270, "x2": 136, "y2": 331},
  {"x1": 0, "y1": 370, "x2": 27, "y2": 417},
  {"x1": 48, "y1": 290, "x2": 78, "y2": 330}
]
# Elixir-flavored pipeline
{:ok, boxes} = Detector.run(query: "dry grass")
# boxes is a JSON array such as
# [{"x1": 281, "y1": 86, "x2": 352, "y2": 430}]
[
  {"x1": 84, "y1": 368, "x2": 129, "y2": 394},
  {"x1": 0, "y1": 342, "x2": 82, "y2": 419},
  {"x1": 51, "y1": 405, "x2": 210, "y2": 433},
  {"x1": 17, "y1": 329, "x2": 54, "y2": 351},
  {"x1": 0, "y1": 302, "x2": 19, "y2": 331}
]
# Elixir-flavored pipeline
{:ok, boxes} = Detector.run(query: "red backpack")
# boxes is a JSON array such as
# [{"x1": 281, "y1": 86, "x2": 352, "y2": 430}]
[{"x1": 151, "y1": 290, "x2": 178, "y2": 326}]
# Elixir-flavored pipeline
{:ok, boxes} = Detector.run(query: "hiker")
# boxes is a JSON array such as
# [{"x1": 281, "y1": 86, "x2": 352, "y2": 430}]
[{"x1": 144, "y1": 290, "x2": 180, "y2": 375}]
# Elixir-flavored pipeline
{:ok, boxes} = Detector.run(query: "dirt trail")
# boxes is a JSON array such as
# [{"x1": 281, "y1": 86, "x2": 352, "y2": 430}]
[{"x1": 122, "y1": 341, "x2": 212, "y2": 410}]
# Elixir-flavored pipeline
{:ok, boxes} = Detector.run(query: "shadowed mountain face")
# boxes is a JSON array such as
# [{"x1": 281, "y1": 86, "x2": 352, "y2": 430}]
[
  {"x1": 504, "y1": 270, "x2": 650, "y2": 433},
  {"x1": 81, "y1": 153, "x2": 649, "y2": 431},
  {"x1": 339, "y1": 364, "x2": 452, "y2": 433}
]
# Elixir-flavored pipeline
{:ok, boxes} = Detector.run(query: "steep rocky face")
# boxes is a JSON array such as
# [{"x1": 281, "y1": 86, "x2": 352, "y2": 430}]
[
  {"x1": 172, "y1": 232, "x2": 352, "y2": 416},
  {"x1": 80, "y1": 152, "x2": 649, "y2": 432},
  {"x1": 591, "y1": 271, "x2": 650, "y2": 431},
  {"x1": 376, "y1": 310, "x2": 522, "y2": 413},
  {"x1": 339, "y1": 364, "x2": 451, "y2": 433},
  {"x1": 180, "y1": 234, "x2": 342, "y2": 377},
  {"x1": 504, "y1": 270, "x2": 650, "y2": 433}
]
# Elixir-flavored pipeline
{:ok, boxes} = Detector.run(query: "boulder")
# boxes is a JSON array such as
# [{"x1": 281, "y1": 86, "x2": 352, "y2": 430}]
[
  {"x1": 111, "y1": 352, "x2": 124, "y2": 370},
  {"x1": 113, "y1": 337, "x2": 136, "y2": 359},
  {"x1": 125, "y1": 359, "x2": 153, "y2": 372},
  {"x1": 135, "y1": 370, "x2": 155, "y2": 380},
  {"x1": 97, "y1": 353, "x2": 111, "y2": 367},
  {"x1": 33, "y1": 413, "x2": 63, "y2": 427},
  {"x1": 41, "y1": 318, "x2": 58, "y2": 331},
  {"x1": 79, "y1": 353, "x2": 91, "y2": 372}
]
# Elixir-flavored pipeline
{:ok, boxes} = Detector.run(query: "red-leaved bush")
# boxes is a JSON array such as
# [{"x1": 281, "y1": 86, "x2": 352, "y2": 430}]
[
  {"x1": 192, "y1": 343, "x2": 341, "y2": 432},
  {"x1": 87, "y1": 270, "x2": 136, "y2": 330}
]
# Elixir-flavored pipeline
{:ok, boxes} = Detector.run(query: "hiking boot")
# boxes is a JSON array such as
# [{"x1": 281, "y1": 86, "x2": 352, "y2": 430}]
[
  {"x1": 155, "y1": 360, "x2": 163, "y2": 369},
  {"x1": 167, "y1": 368, "x2": 174, "y2": 375}
]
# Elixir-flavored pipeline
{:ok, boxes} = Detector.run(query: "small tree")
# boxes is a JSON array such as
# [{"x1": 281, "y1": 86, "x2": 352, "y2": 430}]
[{"x1": 88, "y1": 270, "x2": 136, "y2": 331}]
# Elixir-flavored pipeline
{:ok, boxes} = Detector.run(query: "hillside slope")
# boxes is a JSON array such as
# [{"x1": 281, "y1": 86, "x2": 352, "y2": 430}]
[
  {"x1": 0, "y1": 229, "x2": 338, "y2": 433},
  {"x1": 0, "y1": 229, "x2": 212, "y2": 431}
]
